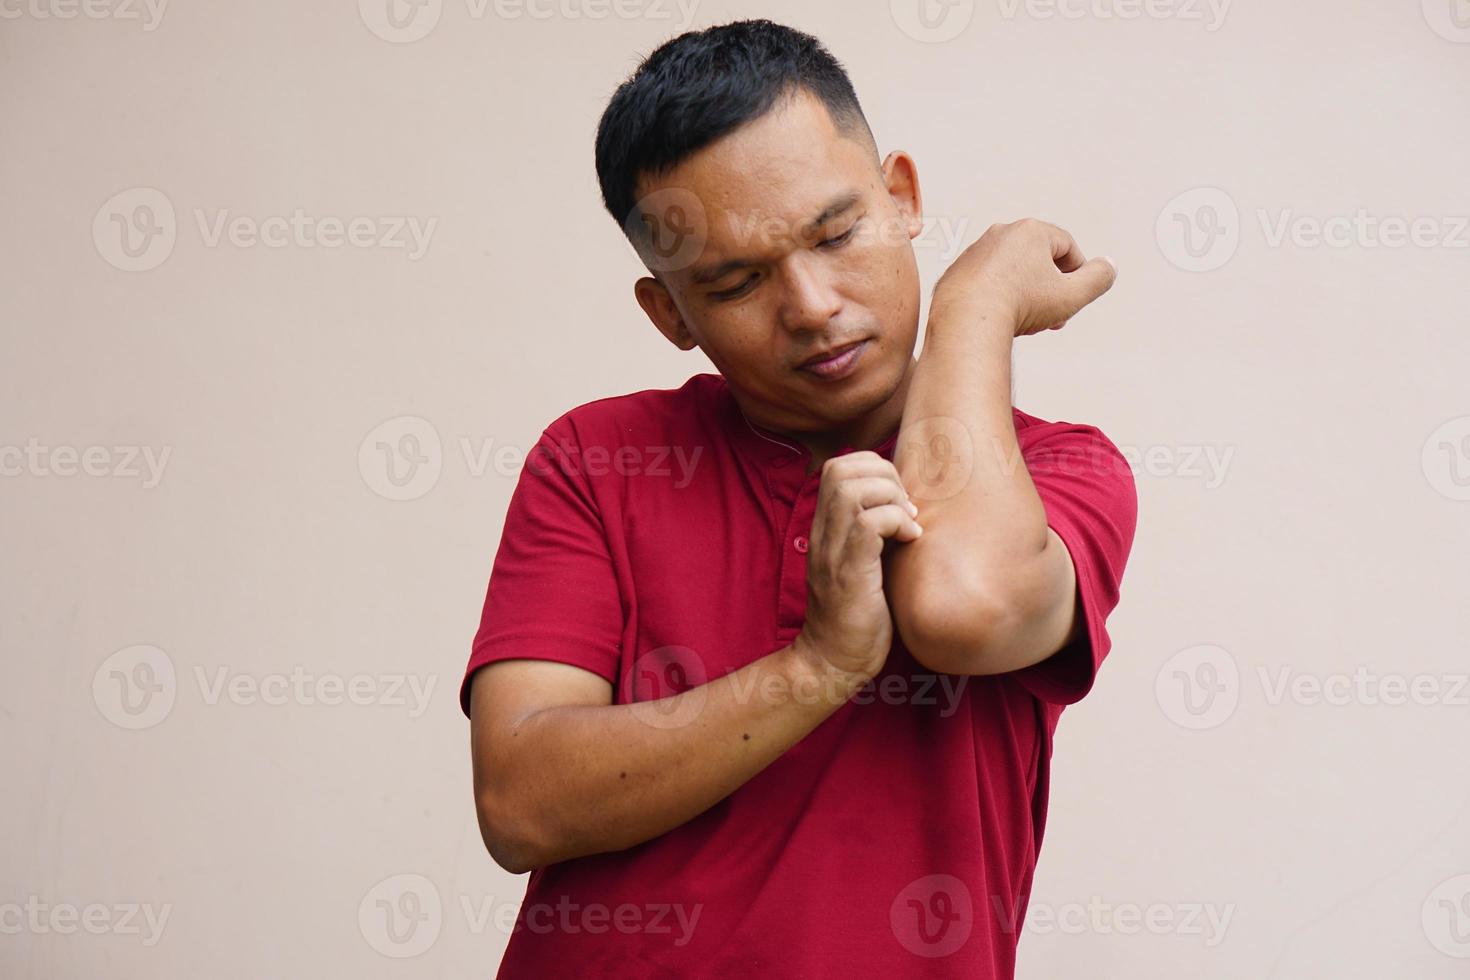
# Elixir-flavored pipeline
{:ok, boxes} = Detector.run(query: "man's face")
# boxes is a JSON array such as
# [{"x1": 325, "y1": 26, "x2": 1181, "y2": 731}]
[{"x1": 632, "y1": 89, "x2": 924, "y2": 436}]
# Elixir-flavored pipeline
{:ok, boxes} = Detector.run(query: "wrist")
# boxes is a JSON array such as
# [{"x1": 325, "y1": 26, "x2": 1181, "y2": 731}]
[
  {"x1": 787, "y1": 632, "x2": 874, "y2": 705},
  {"x1": 925, "y1": 293, "x2": 1017, "y2": 352}
]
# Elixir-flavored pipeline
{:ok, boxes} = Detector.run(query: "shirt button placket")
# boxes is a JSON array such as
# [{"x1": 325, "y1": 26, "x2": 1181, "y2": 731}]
[{"x1": 775, "y1": 475, "x2": 820, "y2": 636}]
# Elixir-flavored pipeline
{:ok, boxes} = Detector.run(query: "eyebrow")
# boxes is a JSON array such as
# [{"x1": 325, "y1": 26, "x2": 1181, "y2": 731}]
[{"x1": 688, "y1": 191, "x2": 863, "y2": 286}]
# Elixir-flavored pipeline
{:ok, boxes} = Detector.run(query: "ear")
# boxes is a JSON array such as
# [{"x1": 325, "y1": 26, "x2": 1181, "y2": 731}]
[
  {"x1": 635, "y1": 276, "x2": 698, "y2": 351},
  {"x1": 881, "y1": 151, "x2": 924, "y2": 241}
]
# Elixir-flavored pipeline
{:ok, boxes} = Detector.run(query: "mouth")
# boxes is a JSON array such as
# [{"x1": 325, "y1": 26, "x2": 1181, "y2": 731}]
[{"x1": 797, "y1": 339, "x2": 870, "y2": 381}]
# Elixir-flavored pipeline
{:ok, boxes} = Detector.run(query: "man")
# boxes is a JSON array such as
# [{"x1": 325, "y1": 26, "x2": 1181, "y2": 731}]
[{"x1": 461, "y1": 19, "x2": 1137, "y2": 979}]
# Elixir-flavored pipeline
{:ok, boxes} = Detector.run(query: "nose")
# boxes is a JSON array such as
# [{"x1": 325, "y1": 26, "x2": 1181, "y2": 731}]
[{"x1": 776, "y1": 253, "x2": 843, "y2": 333}]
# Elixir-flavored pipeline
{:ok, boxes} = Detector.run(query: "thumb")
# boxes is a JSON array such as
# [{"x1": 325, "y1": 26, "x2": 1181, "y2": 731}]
[
  {"x1": 1070, "y1": 252, "x2": 1123, "y2": 299},
  {"x1": 1066, "y1": 255, "x2": 1118, "y2": 307}
]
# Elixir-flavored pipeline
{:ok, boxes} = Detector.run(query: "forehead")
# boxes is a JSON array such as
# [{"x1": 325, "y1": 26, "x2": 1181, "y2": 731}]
[{"x1": 639, "y1": 90, "x2": 877, "y2": 253}]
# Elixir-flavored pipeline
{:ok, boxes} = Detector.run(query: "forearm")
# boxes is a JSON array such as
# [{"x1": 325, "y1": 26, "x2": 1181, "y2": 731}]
[
  {"x1": 888, "y1": 305, "x2": 1054, "y2": 661},
  {"x1": 483, "y1": 637, "x2": 866, "y2": 872}
]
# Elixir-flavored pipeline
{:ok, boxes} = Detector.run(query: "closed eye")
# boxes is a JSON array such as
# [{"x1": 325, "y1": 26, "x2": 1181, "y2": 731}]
[
  {"x1": 818, "y1": 225, "x2": 857, "y2": 249},
  {"x1": 710, "y1": 272, "x2": 759, "y2": 302}
]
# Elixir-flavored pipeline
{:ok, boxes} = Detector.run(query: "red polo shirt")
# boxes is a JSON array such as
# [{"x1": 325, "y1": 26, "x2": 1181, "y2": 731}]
[{"x1": 460, "y1": 372, "x2": 1137, "y2": 978}]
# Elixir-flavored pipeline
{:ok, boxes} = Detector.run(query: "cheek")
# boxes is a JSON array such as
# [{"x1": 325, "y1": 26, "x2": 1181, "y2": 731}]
[
  {"x1": 851, "y1": 240, "x2": 915, "y2": 313},
  {"x1": 695, "y1": 309, "x2": 773, "y2": 367}
]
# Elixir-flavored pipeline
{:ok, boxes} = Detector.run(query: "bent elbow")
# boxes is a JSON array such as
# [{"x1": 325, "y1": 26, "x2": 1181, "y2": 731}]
[
  {"x1": 893, "y1": 572, "x2": 1011, "y2": 676},
  {"x1": 475, "y1": 790, "x2": 553, "y2": 875}
]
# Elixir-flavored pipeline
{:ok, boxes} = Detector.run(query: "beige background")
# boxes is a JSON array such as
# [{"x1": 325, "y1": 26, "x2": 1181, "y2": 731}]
[{"x1": 3, "y1": 0, "x2": 1469, "y2": 976}]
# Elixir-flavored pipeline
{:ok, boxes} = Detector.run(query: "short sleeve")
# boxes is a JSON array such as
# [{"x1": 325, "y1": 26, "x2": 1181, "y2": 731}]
[
  {"x1": 458, "y1": 422, "x2": 625, "y2": 718},
  {"x1": 1010, "y1": 419, "x2": 1138, "y2": 706}
]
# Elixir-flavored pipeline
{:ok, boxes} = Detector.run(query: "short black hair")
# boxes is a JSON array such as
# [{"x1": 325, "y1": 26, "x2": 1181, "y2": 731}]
[{"x1": 594, "y1": 19, "x2": 877, "y2": 238}]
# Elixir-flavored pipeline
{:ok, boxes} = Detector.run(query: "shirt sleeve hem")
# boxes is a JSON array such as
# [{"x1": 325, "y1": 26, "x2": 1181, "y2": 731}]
[{"x1": 459, "y1": 640, "x2": 620, "y2": 719}]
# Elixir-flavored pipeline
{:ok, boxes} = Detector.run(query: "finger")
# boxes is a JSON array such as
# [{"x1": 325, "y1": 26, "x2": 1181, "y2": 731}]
[
  {"x1": 1063, "y1": 255, "x2": 1118, "y2": 309},
  {"x1": 820, "y1": 451, "x2": 899, "y2": 481},
  {"x1": 850, "y1": 503, "x2": 924, "y2": 549},
  {"x1": 811, "y1": 452, "x2": 887, "y2": 543},
  {"x1": 820, "y1": 475, "x2": 919, "y2": 549},
  {"x1": 818, "y1": 455, "x2": 915, "y2": 514},
  {"x1": 1042, "y1": 223, "x2": 1086, "y2": 273},
  {"x1": 833, "y1": 476, "x2": 917, "y2": 512}
]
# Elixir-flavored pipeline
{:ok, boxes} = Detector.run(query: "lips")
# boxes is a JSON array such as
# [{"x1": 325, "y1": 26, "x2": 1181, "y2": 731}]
[
  {"x1": 799, "y1": 339, "x2": 866, "y2": 369},
  {"x1": 798, "y1": 339, "x2": 869, "y2": 381}
]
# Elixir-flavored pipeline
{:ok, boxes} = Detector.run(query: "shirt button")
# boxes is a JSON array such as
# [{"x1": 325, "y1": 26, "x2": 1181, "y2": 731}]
[{"x1": 793, "y1": 536, "x2": 809, "y2": 553}]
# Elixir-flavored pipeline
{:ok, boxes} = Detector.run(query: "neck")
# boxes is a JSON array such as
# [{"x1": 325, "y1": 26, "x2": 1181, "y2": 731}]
[{"x1": 742, "y1": 357, "x2": 918, "y2": 473}]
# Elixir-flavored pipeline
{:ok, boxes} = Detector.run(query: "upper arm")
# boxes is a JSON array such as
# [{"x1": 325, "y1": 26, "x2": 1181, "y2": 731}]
[
  {"x1": 1005, "y1": 525, "x2": 1087, "y2": 669},
  {"x1": 459, "y1": 420, "x2": 626, "y2": 824},
  {"x1": 468, "y1": 659, "x2": 612, "y2": 798},
  {"x1": 1010, "y1": 422, "x2": 1138, "y2": 704},
  {"x1": 892, "y1": 419, "x2": 1136, "y2": 699},
  {"x1": 458, "y1": 421, "x2": 626, "y2": 719}
]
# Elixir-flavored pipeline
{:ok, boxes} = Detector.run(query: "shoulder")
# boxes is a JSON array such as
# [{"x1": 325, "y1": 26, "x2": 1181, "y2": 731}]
[
  {"x1": 1011, "y1": 406, "x2": 1129, "y2": 460},
  {"x1": 540, "y1": 373, "x2": 724, "y2": 448}
]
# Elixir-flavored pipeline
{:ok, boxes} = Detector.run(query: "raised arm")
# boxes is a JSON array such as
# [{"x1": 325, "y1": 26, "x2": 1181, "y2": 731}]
[{"x1": 887, "y1": 219, "x2": 1117, "y2": 676}]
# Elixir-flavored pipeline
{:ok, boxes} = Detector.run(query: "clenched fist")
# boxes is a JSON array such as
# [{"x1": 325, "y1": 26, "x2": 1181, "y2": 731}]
[
  {"x1": 797, "y1": 451, "x2": 924, "y2": 684},
  {"x1": 931, "y1": 218, "x2": 1117, "y2": 337}
]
